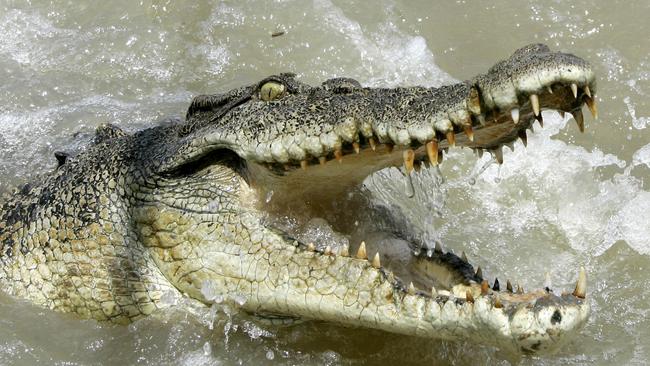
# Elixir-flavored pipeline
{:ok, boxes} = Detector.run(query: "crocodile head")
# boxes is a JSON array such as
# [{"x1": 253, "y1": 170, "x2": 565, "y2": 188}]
[
  {"x1": 142, "y1": 44, "x2": 595, "y2": 354},
  {"x1": 0, "y1": 44, "x2": 595, "y2": 355}
]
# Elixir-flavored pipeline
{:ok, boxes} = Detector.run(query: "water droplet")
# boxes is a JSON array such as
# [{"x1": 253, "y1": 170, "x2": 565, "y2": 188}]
[
  {"x1": 494, "y1": 165, "x2": 502, "y2": 183},
  {"x1": 404, "y1": 172, "x2": 415, "y2": 198},
  {"x1": 200, "y1": 280, "x2": 224, "y2": 303},
  {"x1": 159, "y1": 291, "x2": 178, "y2": 306},
  {"x1": 202, "y1": 342, "x2": 211, "y2": 356},
  {"x1": 233, "y1": 294, "x2": 247, "y2": 306},
  {"x1": 266, "y1": 350, "x2": 275, "y2": 360}
]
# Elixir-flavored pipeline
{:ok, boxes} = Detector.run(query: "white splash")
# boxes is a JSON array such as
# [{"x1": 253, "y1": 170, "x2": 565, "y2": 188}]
[
  {"x1": 631, "y1": 142, "x2": 650, "y2": 169},
  {"x1": 313, "y1": 0, "x2": 455, "y2": 87},
  {"x1": 365, "y1": 110, "x2": 650, "y2": 260},
  {"x1": 624, "y1": 96, "x2": 650, "y2": 130}
]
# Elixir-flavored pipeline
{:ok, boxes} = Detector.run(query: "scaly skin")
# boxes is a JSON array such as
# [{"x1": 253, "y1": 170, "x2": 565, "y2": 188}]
[{"x1": 0, "y1": 44, "x2": 596, "y2": 354}]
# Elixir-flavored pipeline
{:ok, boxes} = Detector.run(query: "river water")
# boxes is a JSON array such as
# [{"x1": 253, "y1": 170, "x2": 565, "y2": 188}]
[{"x1": 1, "y1": 1, "x2": 649, "y2": 365}]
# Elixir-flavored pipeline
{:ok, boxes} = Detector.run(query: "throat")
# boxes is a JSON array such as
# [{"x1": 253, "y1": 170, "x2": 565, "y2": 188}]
[{"x1": 245, "y1": 145, "x2": 408, "y2": 223}]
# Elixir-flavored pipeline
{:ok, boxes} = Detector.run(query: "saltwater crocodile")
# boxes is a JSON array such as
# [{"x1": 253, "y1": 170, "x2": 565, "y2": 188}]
[{"x1": 0, "y1": 44, "x2": 596, "y2": 354}]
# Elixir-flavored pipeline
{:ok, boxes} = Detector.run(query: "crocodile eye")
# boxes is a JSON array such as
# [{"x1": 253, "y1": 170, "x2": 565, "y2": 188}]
[{"x1": 260, "y1": 81, "x2": 286, "y2": 102}]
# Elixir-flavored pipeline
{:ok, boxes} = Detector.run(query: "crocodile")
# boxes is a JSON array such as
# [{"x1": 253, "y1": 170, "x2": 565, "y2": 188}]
[{"x1": 0, "y1": 44, "x2": 596, "y2": 355}]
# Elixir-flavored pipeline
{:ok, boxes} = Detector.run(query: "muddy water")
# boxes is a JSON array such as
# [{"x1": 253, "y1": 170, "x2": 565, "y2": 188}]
[{"x1": 1, "y1": 0, "x2": 649, "y2": 365}]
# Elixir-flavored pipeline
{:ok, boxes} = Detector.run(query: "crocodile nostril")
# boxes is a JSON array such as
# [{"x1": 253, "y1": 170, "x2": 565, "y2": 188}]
[{"x1": 551, "y1": 309, "x2": 562, "y2": 324}]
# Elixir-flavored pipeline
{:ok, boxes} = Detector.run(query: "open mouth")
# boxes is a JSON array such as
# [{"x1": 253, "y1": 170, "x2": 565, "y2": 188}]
[
  {"x1": 243, "y1": 78, "x2": 594, "y2": 328},
  {"x1": 160, "y1": 43, "x2": 596, "y2": 353}
]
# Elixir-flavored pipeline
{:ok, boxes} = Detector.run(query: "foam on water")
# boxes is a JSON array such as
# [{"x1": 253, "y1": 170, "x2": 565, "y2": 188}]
[
  {"x1": 311, "y1": 0, "x2": 454, "y2": 87},
  {"x1": 479, "y1": 115, "x2": 648, "y2": 257},
  {"x1": 464, "y1": 113, "x2": 649, "y2": 257},
  {"x1": 631, "y1": 142, "x2": 650, "y2": 169},
  {"x1": 364, "y1": 111, "x2": 650, "y2": 279},
  {"x1": 625, "y1": 96, "x2": 650, "y2": 130}
]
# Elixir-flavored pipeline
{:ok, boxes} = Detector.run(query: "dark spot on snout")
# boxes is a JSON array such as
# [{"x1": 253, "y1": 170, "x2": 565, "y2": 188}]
[{"x1": 551, "y1": 309, "x2": 562, "y2": 324}]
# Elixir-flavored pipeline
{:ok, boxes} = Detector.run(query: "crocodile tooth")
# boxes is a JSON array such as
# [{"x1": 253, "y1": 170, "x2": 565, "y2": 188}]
[
  {"x1": 307, "y1": 243, "x2": 316, "y2": 251},
  {"x1": 319, "y1": 156, "x2": 327, "y2": 165},
  {"x1": 572, "y1": 109, "x2": 585, "y2": 133},
  {"x1": 535, "y1": 113, "x2": 544, "y2": 128},
  {"x1": 434, "y1": 241, "x2": 443, "y2": 254},
  {"x1": 493, "y1": 146, "x2": 504, "y2": 164},
  {"x1": 584, "y1": 85, "x2": 592, "y2": 98},
  {"x1": 324, "y1": 246, "x2": 332, "y2": 255},
  {"x1": 446, "y1": 131, "x2": 456, "y2": 147},
  {"x1": 516, "y1": 284, "x2": 524, "y2": 294},
  {"x1": 547, "y1": 85, "x2": 553, "y2": 94},
  {"x1": 463, "y1": 125, "x2": 474, "y2": 142},
  {"x1": 494, "y1": 297, "x2": 503, "y2": 308},
  {"x1": 585, "y1": 97, "x2": 598, "y2": 119},
  {"x1": 481, "y1": 280, "x2": 489, "y2": 295},
  {"x1": 511, "y1": 108, "x2": 520, "y2": 124},
  {"x1": 570, "y1": 83, "x2": 578, "y2": 98},
  {"x1": 369, "y1": 137, "x2": 377, "y2": 151},
  {"x1": 461, "y1": 251, "x2": 468, "y2": 262},
  {"x1": 300, "y1": 160, "x2": 308, "y2": 170},
  {"x1": 385, "y1": 143, "x2": 394, "y2": 153},
  {"x1": 371, "y1": 252, "x2": 381, "y2": 268},
  {"x1": 530, "y1": 94, "x2": 540, "y2": 116},
  {"x1": 356, "y1": 241, "x2": 367, "y2": 259},
  {"x1": 573, "y1": 267, "x2": 587, "y2": 298},
  {"x1": 475, "y1": 266, "x2": 483, "y2": 279},
  {"x1": 340, "y1": 244, "x2": 349, "y2": 257},
  {"x1": 492, "y1": 278, "x2": 500, "y2": 291},
  {"x1": 334, "y1": 148, "x2": 343, "y2": 162},
  {"x1": 426, "y1": 140, "x2": 439, "y2": 166},
  {"x1": 431, "y1": 286, "x2": 438, "y2": 297},
  {"x1": 506, "y1": 280, "x2": 513, "y2": 293},
  {"x1": 518, "y1": 129, "x2": 528, "y2": 147},
  {"x1": 466, "y1": 290, "x2": 475, "y2": 303},
  {"x1": 353, "y1": 142, "x2": 360, "y2": 154},
  {"x1": 477, "y1": 114, "x2": 486, "y2": 126},
  {"x1": 403, "y1": 149, "x2": 415, "y2": 173},
  {"x1": 408, "y1": 282, "x2": 416, "y2": 295}
]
